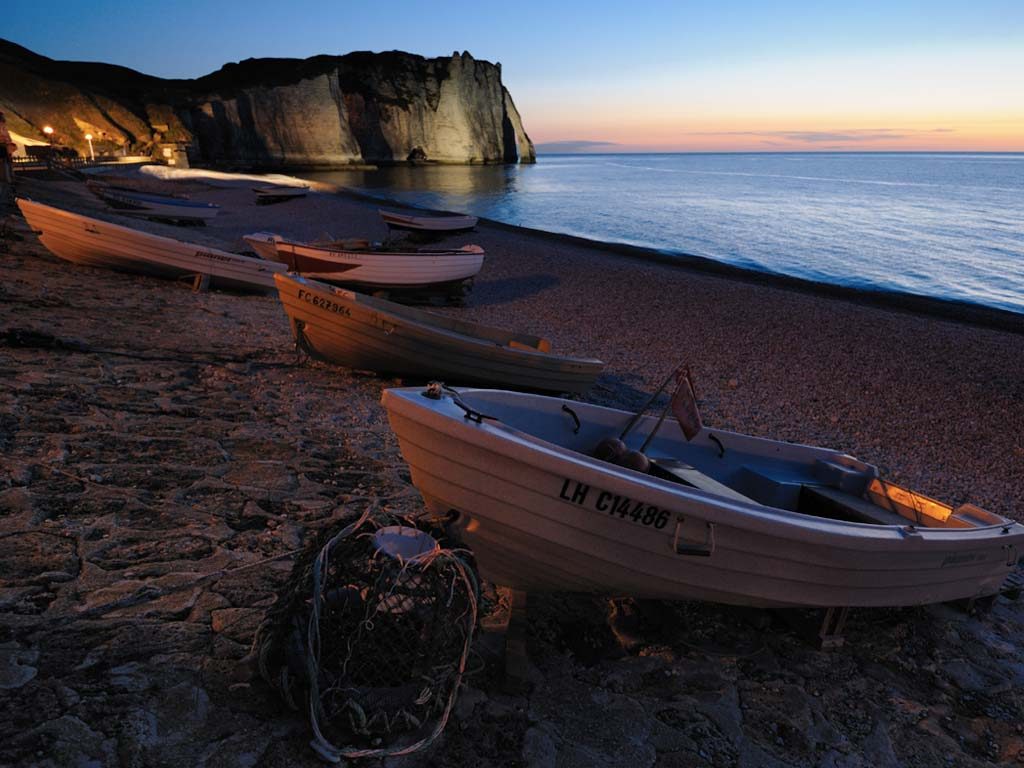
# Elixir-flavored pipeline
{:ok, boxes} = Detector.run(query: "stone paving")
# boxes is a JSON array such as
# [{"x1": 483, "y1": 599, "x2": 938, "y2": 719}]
[{"x1": 2, "y1": 195, "x2": 1023, "y2": 767}]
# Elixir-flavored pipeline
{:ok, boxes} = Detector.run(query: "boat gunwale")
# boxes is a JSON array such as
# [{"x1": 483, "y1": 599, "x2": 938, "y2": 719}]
[
  {"x1": 381, "y1": 386, "x2": 1021, "y2": 541},
  {"x1": 385, "y1": 408, "x2": 1018, "y2": 604},
  {"x1": 18, "y1": 199, "x2": 275, "y2": 268},
  {"x1": 99, "y1": 190, "x2": 220, "y2": 210},
  {"x1": 276, "y1": 273, "x2": 605, "y2": 369},
  {"x1": 379, "y1": 208, "x2": 478, "y2": 222},
  {"x1": 398, "y1": 442, "x2": 1008, "y2": 587},
  {"x1": 17, "y1": 199, "x2": 283, "y2": 291},
  {"x1": 276, "y1": 239, "x2": 484, "y2": 259}
]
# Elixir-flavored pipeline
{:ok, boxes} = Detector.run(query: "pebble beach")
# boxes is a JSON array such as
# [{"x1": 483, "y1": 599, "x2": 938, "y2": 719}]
[{"x1": 2, "y1": 172, "x2": 1024, "y2": 767}]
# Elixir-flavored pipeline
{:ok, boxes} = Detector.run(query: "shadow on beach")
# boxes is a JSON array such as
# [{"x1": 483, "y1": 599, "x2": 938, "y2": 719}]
[{"x1": 470, "y1": 273, "x2": 560, "y2": 307}]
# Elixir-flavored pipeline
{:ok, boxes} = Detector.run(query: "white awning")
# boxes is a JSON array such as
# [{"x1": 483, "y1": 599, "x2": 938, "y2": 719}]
[{"x1": 9, "y1": 131, "x2": 49, "y2": 157}]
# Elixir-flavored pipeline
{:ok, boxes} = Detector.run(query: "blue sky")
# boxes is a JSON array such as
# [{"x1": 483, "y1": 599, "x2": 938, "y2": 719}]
[{"x1": 5, "y1": 1, "x2": 1023, "y2": 150}]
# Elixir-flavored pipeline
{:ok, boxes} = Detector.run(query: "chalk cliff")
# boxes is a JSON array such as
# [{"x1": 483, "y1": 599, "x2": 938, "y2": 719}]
[{"x1": 0, "y1": 40, "x2": 535, "y2": 167}]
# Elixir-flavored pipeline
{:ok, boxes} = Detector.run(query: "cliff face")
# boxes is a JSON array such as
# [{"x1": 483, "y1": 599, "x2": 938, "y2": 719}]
[{"x1": 0, "y1": 40, "x2": 535, "y2": 167}]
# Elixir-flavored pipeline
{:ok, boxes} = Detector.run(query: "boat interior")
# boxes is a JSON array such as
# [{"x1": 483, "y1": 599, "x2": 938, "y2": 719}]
[
  {"x1": 282, "y1": 239, "x2": 478, "y2": 256},
  {"x1": 453, "y1": 389, "x2": 1007, "y2": 530}
]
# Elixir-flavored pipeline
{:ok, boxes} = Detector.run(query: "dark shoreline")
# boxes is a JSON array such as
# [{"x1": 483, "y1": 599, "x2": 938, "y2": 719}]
[{"x1": 330, "y1": 184, "x2": 1024, "y2": 336}]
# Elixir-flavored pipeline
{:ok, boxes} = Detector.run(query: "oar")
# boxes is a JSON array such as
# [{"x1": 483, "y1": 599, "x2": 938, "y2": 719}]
[
  {"x1": 617, "y1": 399, "x2": 672, "y2": 473},
  {"x1": 593, "y1": 367, "x2": 677, "y2": 461}
]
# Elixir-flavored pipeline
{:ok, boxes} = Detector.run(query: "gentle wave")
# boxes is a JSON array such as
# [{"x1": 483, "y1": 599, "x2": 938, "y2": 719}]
[
  {"x1": 301, "y1": 153, "x2": 1024, "y2": 315},
  {"x1": 599, "y1": 161, "x2": 1021, "y2": 192}
]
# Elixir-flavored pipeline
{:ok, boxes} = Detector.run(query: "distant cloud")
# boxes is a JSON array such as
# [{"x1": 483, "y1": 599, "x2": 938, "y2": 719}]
[
  {"x1": 690, "y1": 128, "x2": 956, "y2": 144},
  {"x1": 535, "y1": 140, "x2": 620, "y2": 153}
]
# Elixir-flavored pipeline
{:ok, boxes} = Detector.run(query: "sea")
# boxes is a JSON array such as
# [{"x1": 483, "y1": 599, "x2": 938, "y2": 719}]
[{"x1": 301, "y1": 153, "x2": 1024, "y2": 315}]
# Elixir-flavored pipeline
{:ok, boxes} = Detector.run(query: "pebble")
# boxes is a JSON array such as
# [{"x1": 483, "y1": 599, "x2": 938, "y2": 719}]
[{"x1": 3, "y1": 177, "x2": 1023, "y2": 768}]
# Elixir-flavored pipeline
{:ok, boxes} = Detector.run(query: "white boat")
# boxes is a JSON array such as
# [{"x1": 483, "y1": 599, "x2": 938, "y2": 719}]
[
  {"x1": 242, "y1": 231, "x2": 285, "y2": 261},
  {"x1": 276, "y1": 273, "x2": 604, "y2": 394},
  {"x1": 86, "y1": 180, "x2": 220, "y2": 223},
  {"x1": 18, "y1": 198, "x2": 284, "y2": 292},
  {"x1": 255, "y1": 234, "x2": 484, "y2": 300},
  {"x1": 253, "y1": 184, "x2": 309, "y2": 204},
  {"x1": 242, "y1": 232, "x2": 372, "y2": 263},
  {"x1": 381, "y1": 385, "x2": 1023, "y2": 608},
  {"x1": 379, "y1": 208, "x2": 478, "y2": 233}
]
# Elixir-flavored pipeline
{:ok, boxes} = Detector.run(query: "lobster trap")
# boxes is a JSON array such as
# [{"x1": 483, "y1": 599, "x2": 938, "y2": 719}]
[{"x1": 254, "y1": 511, "x2": 478, "y2": 763}]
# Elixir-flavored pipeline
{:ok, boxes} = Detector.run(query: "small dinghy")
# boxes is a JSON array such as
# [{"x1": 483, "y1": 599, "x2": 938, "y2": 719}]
[
  {"x1": 86, "y1": 180, "x2": 219, "y2": 223},
  {"x1": 253, "y1": 184, "x2": 309, "y2": 204},
  {"x1": 379, "y1": 208, "x2": 478, "y2": 233},
  {"x1": 249, "y1": 233, "x2": 484, "y2": 302},
  {"x1": 242, "y1": 231, "x2": 286, "y2": 261},
  {"x1": 18, "y1": 198, "x2": 284, "y2": 292},
  {"x1": 276, "y1": 273, "x2": 604, "y2": 394},
  {"x1": 381, "y1": 385, "x2": 1023, "y2": 608}
]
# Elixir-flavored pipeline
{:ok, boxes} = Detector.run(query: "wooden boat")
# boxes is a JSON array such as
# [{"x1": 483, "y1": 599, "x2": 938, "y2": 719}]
[
  {"x1": 381, "y1": 385, "x2": 1024, "y2": 608},
  {"x1": 17, "y1": 198, "x2": 284, "y2": 292},
  {"x1": 379, "y1": 208, "x2": 478, "y2": 233},
  {"x1": 267, "y1": 236, "x2": 484, "y2": 301},
  {"x1": 275, "y1": 273, "x2": 604, "y2": 394},
  {"x1": 85, "y1": 180, "x2": 219, "y2": 223},
  {"x1": 253, "y1": 184, "x2": 309, "y2": 204}
]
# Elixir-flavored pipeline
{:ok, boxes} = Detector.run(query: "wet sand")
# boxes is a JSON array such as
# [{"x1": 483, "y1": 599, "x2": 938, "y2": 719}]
[{"x1": 1, "y1": 173, "x2": 1023, "y2": 767}]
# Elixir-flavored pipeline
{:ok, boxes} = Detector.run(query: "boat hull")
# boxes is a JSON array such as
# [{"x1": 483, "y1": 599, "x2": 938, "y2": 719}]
[
  {"x1": 87, "y1": 183, "x2": 220, "y2": 222},
  {"x1": 242, "y1": 232, "x2": 284, "y2": 261},
  {"x1": 379, "y1": 209, "x2": 478, "y2": 232},
  {"x1": 273, "y1": 240, "x2": 484, "y2": 291},
  {"x1": 381, "y1": 387, "x2": 1022, "y2": 608},
  {"x1": 275, "y1": 274, "x2": 603, "y2": 394},
  {"x1": 18, "y1": 199, "x2": 283, "y2": 292},
  {"x1": 254, "y1": 186, "x2": 308, "y2": 204}
]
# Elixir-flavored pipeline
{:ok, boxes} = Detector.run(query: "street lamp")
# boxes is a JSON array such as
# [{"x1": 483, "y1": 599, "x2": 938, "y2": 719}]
[
  {"x1": 84, "y1": 133, "x2": 95, "y2": 161},
  {"x1": 43, "y1": 126, "x2": 54, "y2": 144}
]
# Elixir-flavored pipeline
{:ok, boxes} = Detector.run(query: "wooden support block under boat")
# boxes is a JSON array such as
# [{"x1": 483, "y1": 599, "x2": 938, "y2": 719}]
[
  {"x1": 503, "y1": 590, "x2": 532, "y2": 694},
  {"x1": 774, "y1": 606, "x2": 851, "y2": 650}
]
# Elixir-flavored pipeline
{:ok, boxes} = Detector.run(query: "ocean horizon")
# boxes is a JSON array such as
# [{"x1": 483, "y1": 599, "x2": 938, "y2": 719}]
[{"x1": 301, "y1": 151, "x2": 1024, "y2": 316}]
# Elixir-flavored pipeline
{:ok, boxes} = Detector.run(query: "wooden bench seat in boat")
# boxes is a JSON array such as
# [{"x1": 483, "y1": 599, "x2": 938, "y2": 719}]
[
  {"x1": 736, "y1": 458, "x2": 877, "y2": 511},
  {"x1": 799, "y1": 485, "x2": 910, "y2": 526},
  {"x1": 649, "y1": 458, "x2": 757, "y2": 504},
  {"x1": 862, "y1": 479, "x2": 1005, "y2": 529}
]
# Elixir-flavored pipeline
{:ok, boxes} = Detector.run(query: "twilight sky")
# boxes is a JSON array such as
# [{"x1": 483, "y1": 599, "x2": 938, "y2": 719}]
[{"x1": 5, "y1": 0, "x2": 1022, "y2": 152}]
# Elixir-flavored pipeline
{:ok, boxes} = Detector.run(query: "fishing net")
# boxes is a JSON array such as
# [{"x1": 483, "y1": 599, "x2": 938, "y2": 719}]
[{"x1": 253, "y1": 509, "x2": 479, "y2": 763}]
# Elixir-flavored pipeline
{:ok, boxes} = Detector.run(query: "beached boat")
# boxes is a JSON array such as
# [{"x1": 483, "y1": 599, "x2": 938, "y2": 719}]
[
  {"x1": 381, "y1": 385, "x2": 1023, "y2": 608},
  {"x1": 379, "y1": 208, "x2": 478, "y2": 233},
  {"x1": 242, "y1": 231, "x2": 285, "y2": 261},
  {"x1": 253, "y1": 184, "x2": 309, "y2": 204},
  {"x1": 261, "y1": 235, "x2": 484, "y2": 300},
  {"x1": 242, "y1": 232, "x2": 372, "y2": 263},
  {"x1": 276, "y1": 273, "x2": 604, "y2": 394},
  {"x1": 17, "y1": 198, "x2": 284, "y2": 292},
  {"x1": 85, "y1": 180, "x2": 220, "y2": 223}
]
